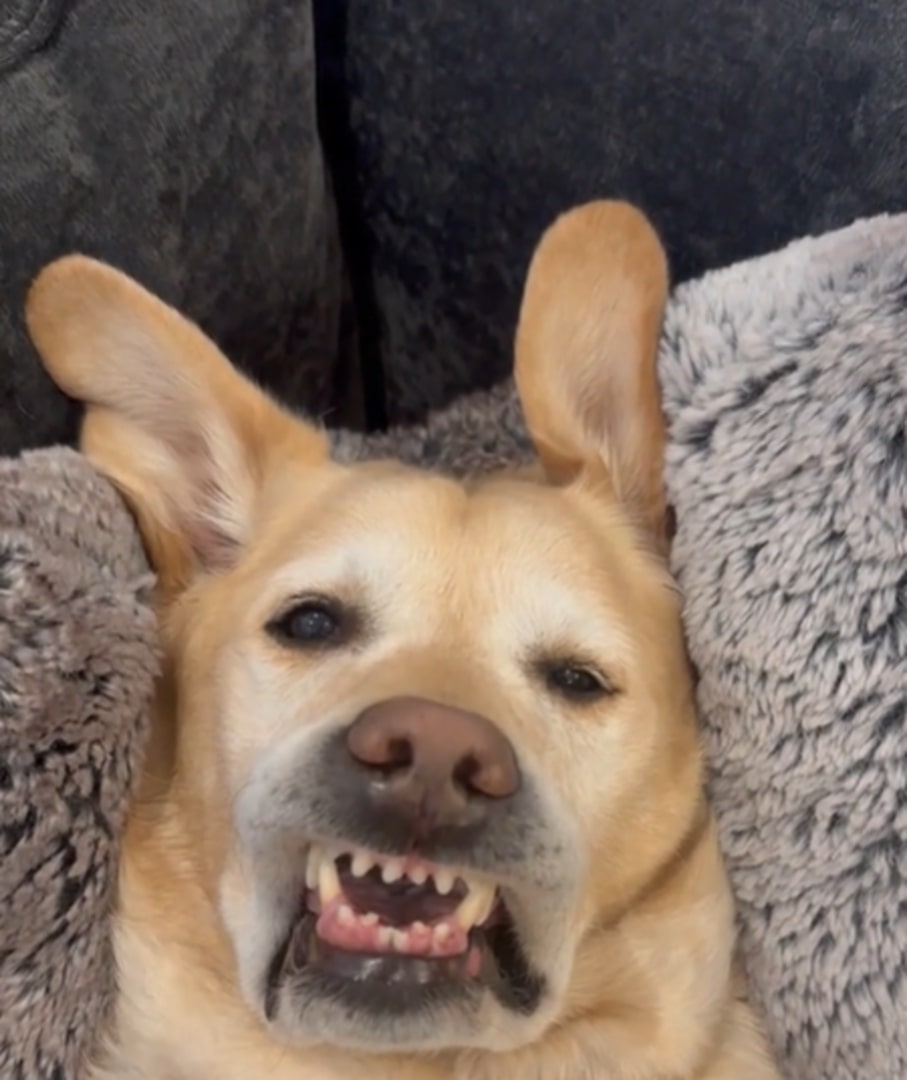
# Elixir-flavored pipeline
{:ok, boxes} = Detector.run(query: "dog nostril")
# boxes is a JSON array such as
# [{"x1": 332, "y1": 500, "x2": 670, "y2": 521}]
[
  {"x1": 347, "y1": 725, "x2": 414, "y2": 774},
  {"x1": 384, "y1": 736, "x2": 413, "y2": 771},
  {"x1": 453, "y1": 753, "x2": 514, "y2": 799}
]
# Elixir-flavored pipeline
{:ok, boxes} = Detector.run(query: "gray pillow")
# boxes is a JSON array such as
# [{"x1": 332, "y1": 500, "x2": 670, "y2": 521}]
[
  {"x1": 661, "y1": 214, "x2": 907, "y2": 1080},
  {"x1": 0, "y1": 449, "x2": 158, "y2": 1078}
]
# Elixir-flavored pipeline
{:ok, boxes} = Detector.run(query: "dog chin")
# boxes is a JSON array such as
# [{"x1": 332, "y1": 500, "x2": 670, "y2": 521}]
[{"x1": 257, "y1": 844, "x2": 552, "y2": 1053}]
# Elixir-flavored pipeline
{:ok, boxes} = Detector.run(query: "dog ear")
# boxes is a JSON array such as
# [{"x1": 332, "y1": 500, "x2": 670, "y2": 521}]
[
  {"x1": 26, "y1": 256, "x2": 329, "y2": 592},
  {"x1": 514, "y1": 200, "x2": 670, "y2": 548}
]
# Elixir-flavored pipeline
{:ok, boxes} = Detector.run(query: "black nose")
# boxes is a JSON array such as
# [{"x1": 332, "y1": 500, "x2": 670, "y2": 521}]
[{"x1": 344, "y1": 696, "x2": 520, "y2": 832}]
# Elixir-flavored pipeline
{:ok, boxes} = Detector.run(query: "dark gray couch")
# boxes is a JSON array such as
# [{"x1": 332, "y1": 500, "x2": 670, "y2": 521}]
[
  {"x1": 3, "y1": 0, "x2": 906, "y2": 446},
  {"x1": 1, "y1": 0, "x2": 353, "y2": 453}
]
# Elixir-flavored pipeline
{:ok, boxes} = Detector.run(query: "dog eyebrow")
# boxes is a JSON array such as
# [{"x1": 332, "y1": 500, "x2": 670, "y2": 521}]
[
  {"x1": 261, "y1": 536, "x2": 402, "y2": 601},
  {"x1": 495, "y1": 577, "x2": 635, "y2": 664}
]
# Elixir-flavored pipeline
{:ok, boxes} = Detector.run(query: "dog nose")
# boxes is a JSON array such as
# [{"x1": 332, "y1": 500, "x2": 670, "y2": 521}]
[{"x1": 345, "y1": 696, "x2": 520, "y2": 829}]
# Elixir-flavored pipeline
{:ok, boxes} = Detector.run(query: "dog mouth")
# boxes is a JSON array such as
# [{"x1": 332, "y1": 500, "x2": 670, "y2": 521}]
[{"x1": 270, "y1": 841, "x2": 540, "y2": 1016}]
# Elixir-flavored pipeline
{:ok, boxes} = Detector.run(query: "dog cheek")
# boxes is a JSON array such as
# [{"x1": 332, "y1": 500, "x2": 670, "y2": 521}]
[
  {"x1": 215, "y1": 652, "x2": 307, "y2": 784},
  {"x1": 542, "y1": 714, "x2": 637, "y2": 831}
]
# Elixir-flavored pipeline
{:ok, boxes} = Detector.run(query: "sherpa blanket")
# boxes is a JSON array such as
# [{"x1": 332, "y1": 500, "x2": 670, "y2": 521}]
[{"x1": 2, "y1": 212, "x2": 906, "y2": 1079}]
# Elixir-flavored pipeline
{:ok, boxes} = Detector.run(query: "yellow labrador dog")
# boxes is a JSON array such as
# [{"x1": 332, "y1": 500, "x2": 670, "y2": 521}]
[{"x1": 26, "y1": 201, "x2": 778, "y2": 1080}]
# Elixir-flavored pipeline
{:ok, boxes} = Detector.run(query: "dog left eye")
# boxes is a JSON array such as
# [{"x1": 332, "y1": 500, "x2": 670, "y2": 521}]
[
  {"x1": 269, "y1": 598, "x2": 347, "y2": 647},
  {"x1": 545, "y1": 663, "x2": 612, "y2": 701}
]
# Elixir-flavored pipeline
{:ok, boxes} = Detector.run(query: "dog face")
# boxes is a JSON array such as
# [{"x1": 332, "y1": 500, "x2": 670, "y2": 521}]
[{"x1": 27, "y1": 202, "x2": 704, "y2": 1059}]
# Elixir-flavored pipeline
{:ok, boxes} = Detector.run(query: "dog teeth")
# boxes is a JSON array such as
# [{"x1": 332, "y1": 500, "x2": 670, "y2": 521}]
[
  {"x1": 316, "y1": 906, "x2": 469, "y2": 959},
  {"x1": 433, "y1": 868, "x2": 455, "y2": 895},
  {"x1": 381, "y1": 858, "x2": 405, "y2": 884},
  {"x1": 308, "y1": 847, "x2": 490, "y2": 960},
  {"x1": 433, "y1": 922, "x2": 452, "y2": 945},
  {"x1": 306, "y1": 842, "x2": 497, "y2": 929},
  {"x1": 409, "y1": 864, "x2": 428, "y2": 886},
  {"x1": 390, "y1": 928, "x2": 408, "y2": 951},
  {"x1": 454, "y1": 880, "x2": 496, "y2": 929},
  {"x1": 351, "y1": 851, "x2": 375, "y2": 878},
  {"x1": 318, "y1": 851, "x2": 341, "y2": 905},
  {"x1": 304, "y1": 847, "x2": 321, "y2": 891}
]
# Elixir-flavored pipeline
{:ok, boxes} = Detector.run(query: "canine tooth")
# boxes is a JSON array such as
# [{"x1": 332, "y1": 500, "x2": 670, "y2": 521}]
[
  {"x1": 338, "y1": 904, "x2": 355, "y2": 926},
  {"x1": 454, "y1": 881, "x2": 496, "y2": 928},
  {"x1": 475, "y1": 884, "x2": 497, "y2": 925},
  {"x1": 433, "y1": 923, "x2": 452, "y2": 944},
  {"x1": 305, "y1": 847, "x2": 321, "y2": 890},
  {"x1": 433, "y1": 868, "x2": 455, "y2": 895},
  {"x1": 351, "y1": 850, "x2": 375, "y2": 878},
  {"x1": 409, "y1": 864, "x2": 428, "y2": 886},
  {"x1": 361, "y1": 912, "x2": 379, "y2": 927},
  {"x1": 318, "y1": 853, "x2": 341, "y2": 904},
  {"x1": 381, "y1": 858, "x2": 405, "y2": 884}
]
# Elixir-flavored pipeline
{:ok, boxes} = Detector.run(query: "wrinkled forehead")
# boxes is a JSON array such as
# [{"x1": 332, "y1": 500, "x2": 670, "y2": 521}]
[{"x1": 243, "y1": 465, "x2": 639, "y2": 659}]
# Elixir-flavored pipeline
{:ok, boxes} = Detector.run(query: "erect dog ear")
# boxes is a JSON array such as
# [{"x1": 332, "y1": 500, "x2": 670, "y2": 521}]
[
  {"x1": 514, "y1": 200, "x2": 670, "y2": 548},
  {"x1": 26, "y1": 256, "x2": 329, "y2": 592}
]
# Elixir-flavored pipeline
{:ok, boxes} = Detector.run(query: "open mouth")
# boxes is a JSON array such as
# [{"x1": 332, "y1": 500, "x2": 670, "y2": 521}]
[
  {"x1": 310, "y1": 845, "x2": 498, "y2": 964},
  {"x1": 271, "y1": 841, "x2": 541, "y2": 1016}
]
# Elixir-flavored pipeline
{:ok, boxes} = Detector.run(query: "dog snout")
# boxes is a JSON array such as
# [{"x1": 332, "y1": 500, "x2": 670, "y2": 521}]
[{"x1": 345, "y1": 696, "x2": 520, "y2": 830}]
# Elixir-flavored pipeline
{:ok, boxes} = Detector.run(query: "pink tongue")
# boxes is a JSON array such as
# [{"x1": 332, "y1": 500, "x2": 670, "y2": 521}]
[{"x1": 316, "y1": 897, "x2": 469, "y2": 958}]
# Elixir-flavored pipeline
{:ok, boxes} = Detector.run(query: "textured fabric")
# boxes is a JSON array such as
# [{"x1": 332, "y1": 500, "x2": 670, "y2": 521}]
[
  {"x1": 0, "y1": 449, "x2": 157, "y2": 1079},
  {"x1": 4, "y1": 215, "x2": 907, "y2": 1077},
  {"x1": 660, "y1": 216, "x2": 907, "y2": 1080},
  {"x1": 0, "y1": 0, "x2": 355, "y2": 457},
  {"x1": 6, "y1": 0, "x2": 907, "y2": 443},
  {"x1": 328, "y1": 0, "x2": 907, "y2": 422}
]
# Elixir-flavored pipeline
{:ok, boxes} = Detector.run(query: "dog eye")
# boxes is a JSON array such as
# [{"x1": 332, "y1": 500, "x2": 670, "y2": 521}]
[
  {"x1": 269, "y1": 598, "x2": 347, "y2": 647},
  {"x1": 545, "y1": 663, "x2": 612, "y2": 701}
]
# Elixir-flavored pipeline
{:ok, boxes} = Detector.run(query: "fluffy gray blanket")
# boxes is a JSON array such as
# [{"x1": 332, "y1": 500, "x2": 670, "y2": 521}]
[
  {"x1": 0, "y1": 453, "x2": 157, "y2": 1075},
  {"x1": 3, "y1": 213, "x2": 906, "y2": 1079}
]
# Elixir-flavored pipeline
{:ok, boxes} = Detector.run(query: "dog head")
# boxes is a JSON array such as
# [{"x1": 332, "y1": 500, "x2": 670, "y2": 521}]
[{"x1": 27, "y1": 202, "x2": 707, "y2": 1061}]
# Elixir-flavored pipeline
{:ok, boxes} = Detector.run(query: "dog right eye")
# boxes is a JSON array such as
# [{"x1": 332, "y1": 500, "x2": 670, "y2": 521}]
[{"x1": 268, "y1": 597, "x2": 347, "y2": 648}]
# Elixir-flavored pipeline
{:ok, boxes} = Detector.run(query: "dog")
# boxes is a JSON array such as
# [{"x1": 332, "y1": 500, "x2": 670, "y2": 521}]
[{"x1": 26, "y1": 201, "x2": 779, "y2": 1079}]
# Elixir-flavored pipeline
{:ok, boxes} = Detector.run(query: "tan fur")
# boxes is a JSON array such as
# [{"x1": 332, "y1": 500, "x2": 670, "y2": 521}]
[{"x1": 26, "y1": 201, "x2": 779, "y2": 1080}]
